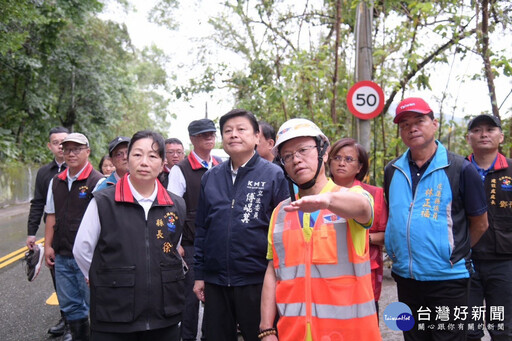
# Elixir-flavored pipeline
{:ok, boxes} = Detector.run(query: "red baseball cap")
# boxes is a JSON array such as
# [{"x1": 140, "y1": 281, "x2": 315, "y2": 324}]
[{"x1": 394, "y1": 97, "x2": 433, "y2": 123}]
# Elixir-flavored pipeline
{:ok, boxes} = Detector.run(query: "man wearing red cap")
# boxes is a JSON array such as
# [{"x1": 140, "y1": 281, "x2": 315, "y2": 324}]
[
  {"x1": 466, "y1": 114, "x2": 512, "y2": 340},
  {"x1": 384, "y1": 98, "x2": 489, "y2": 341}
]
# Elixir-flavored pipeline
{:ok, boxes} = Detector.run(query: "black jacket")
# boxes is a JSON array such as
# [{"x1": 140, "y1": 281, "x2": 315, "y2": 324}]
[
  {"x1": 90, "y1": 175, "x2": 187, "y2": 333},
  {"x1": 468, "y1": 153, "x2": 512, "y2": 260},
  {"x1": 194, "y1": 152, "x2": 289, "y2": 286},
  {"x1": 27, "y1": 159, "x2": 66, "y2": 236},
  {"x1": 52, "y1": 163, "x2": 103, "y2": 256},
  {"x1": 177, "y1": 153, "x2": 222, "y2": 245}
]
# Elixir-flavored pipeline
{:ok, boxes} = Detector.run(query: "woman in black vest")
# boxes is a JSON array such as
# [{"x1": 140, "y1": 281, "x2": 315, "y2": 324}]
[{"x1": 73, "y1": 130, "x2": 187, "y2": 341}]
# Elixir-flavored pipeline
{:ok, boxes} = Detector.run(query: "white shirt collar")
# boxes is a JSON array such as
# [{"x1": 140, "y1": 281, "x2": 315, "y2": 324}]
[{"x1": 127, "y1": 176, "x2": 158, "y2": 203}]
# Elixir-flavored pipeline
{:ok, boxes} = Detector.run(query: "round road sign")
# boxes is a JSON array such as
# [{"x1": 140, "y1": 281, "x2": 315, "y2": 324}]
[{"x1": 346, "y1": 80, "x2": 385, "y2": 120}]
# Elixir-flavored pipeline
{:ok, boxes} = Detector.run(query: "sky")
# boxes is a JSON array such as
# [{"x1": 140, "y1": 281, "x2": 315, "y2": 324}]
[
  {"x1": 100, "y1": 1, "x2": 237, "y2": 148},
  {"x1": 101, "y1": 1, "x2": 512, "y2": 148}
]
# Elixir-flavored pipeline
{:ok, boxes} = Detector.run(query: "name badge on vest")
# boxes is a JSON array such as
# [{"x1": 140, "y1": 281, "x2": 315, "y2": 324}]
[
  {"x1": 164, "y1": 212, "x2": 179, "y2": 233},
  {"x1": 78, "y1": 186, "x2": 89, "y2": 199},
  {"x1": 322, "y1": 213, "x2": 346, "y2": 224}
]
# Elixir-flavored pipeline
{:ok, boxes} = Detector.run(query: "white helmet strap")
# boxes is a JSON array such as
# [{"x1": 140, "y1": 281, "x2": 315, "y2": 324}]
[{"x1": 295, "y1": 137, "x2": 328, "y2": 190}]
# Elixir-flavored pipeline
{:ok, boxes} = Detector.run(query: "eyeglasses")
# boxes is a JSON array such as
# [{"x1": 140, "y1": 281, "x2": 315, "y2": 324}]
[
  {"x1": 113, "y1": 150, "x2": 128, "y2": 159},
  {"x1": 331, "y1": 155, "x2": 358, "y2": 164},
  {"x1": 280, "y1": 145, "x2": 317, "y2": 165},
  {"x1": 63, "y1": 147, "x2": 87, "y2": 155},
  {"x1": 166, "y1": 150, "x2": 184, "y2": 156}
]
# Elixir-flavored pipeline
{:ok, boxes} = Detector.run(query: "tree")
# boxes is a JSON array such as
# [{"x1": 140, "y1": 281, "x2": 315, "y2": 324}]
[
  {"x1": 160, "y1": 0, "x2": 511, "y2": 183},
  {"x1": 0, "y1": 0, "x2": 173, "y2": 165}
]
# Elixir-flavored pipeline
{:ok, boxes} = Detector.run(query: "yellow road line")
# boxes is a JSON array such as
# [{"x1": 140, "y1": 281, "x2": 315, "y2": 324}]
[
  {"x1": 0, "y1": 238, "x2": 45, "y2": 269},
  {"x1": 46, "y1": 292, "x2": 59, "y2": 306}
]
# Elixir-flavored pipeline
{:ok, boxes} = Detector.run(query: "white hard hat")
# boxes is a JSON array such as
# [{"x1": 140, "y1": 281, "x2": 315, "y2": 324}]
[{"x1": 273, "y1": 118, "x2": 329, "y2": 156}]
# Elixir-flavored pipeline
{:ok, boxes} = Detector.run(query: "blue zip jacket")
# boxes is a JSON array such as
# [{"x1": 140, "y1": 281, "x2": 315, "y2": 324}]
[
  {"x1": 194, "y1": 152, "x2": 290, "y2": 286},
  {"x1": 384, "y1": 142, "x2": 485, "y2": 281}
]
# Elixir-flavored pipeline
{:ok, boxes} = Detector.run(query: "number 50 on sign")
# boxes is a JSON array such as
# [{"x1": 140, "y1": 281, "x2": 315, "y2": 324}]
[{"x1": 346, "y1": 80, "x2": 385, "y2": 120}]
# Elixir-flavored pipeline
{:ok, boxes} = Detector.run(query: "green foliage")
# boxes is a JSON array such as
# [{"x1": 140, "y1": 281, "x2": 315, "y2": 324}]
[
  {"x1": 0, "y1": 0, "x2": 173, "y2": 167},
  {"x1": 164, "y1": 0, "x2": 511, "y2": 185},
  {"x1": 149, "y1": 0, "x2": 180, "y2": 30}
]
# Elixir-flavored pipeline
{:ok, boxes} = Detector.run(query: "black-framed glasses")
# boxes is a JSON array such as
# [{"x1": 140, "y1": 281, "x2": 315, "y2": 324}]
[
  {"x1": 63, "y1": 147, "x2": 87, "y2": 155},
  {"x1": 280, "y1": 145, "x2": 317, "y2": 165},
  {"x1": 331, "y1": 155, "x2": 358, "y2": 164}
]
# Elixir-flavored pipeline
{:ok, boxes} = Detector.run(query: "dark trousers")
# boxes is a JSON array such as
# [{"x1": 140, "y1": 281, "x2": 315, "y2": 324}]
[
  {"x1": 181, "y1": 245, "x2": 203, "y2": 341},
  {"x1": 204, "y1": 282, "x2": 262, "y2": 341},
  {"x1": 392, "y1": 273, "x2": 469, "y2": 341},
  {"x1": 467, "y1": 258, "x2": 512, "y2": 340},
  {"x1": 91, "y1": 324, "x2": 180, "y2": 341}
]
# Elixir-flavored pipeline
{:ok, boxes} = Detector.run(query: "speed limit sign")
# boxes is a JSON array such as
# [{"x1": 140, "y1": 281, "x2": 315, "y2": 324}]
[{"x1": 346, "y1": 80, "x2": 385, "y2": 120}]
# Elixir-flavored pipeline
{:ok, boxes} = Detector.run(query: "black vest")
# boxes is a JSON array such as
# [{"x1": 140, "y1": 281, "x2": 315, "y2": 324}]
[
  {"x1": 177, "y1": 154, "x2": 221, "y2": 245},
  {"x1": 52, "y1": 163, "x2": 103, "y2": 256},
  {"x1": 89, "y1": 176, "x2": 186, "y2": 333}
]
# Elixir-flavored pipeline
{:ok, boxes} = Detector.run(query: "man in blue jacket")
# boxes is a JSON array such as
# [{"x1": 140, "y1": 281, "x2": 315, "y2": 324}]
[
  {"x1": 193, "y1": 109, "x2": 289, "y2": 341},
  {"x1": 384, "y1": 97, "x2": 488, "y2": 341}
]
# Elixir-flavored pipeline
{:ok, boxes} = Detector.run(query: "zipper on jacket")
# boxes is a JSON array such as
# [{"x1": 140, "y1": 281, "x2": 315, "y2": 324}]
[
  {"x1": 227, "y1": 179, "x2": 237, "y2": 287},
  {"x1": 407, "y1": 200, "x2": 414, "y2": 279},
  {"x1": 145, "y1": 209, "x2": 152, "y2": 330},
  {"x1": 394, "y1": 164, "x2": 416, "y2": 279},
  {"x1": 305, "y1": 236, "x2": 312, "y2": 336}
]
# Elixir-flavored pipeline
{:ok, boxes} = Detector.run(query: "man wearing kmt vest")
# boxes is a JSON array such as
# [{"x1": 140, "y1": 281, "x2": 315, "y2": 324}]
[{"x1": 259, "y1": 118, "x2": 381, "y2": 341}]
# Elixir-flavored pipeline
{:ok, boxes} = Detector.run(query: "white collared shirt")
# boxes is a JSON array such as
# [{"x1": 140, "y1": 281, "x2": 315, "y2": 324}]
[
  {"x1": 73, "y1": 176, "x2": 158, "y2": 279},
  {"x1": 230, "y1": 151, "x2": 254, "y2": 184},
  {"x1": 167, "y1": 150, "x2": 212, "y2": 196}
]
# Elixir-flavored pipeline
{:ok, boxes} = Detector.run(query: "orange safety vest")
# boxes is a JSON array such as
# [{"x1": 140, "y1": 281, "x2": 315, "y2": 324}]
[{"x1": 271, "y1": 188, "x2": 381, "y2": 341}]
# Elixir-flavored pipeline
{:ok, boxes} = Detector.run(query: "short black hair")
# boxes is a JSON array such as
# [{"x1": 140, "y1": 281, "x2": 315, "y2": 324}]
[
  {"x1": 259, "y1": 121, "x2": 276, "y2": 141},
  {"x1": 165, "y1": 138, "x2": 183, "y2": 146},
  {"x1": 128, "y1": 130, "x2": 165, "y2": 160},
  {"x1": 98, "y1": 155, "x2": 112, "y2": 175},
  {"x1": 328, "y1": 138, "x2": 369, "y2": 181},
  {"x1": 219, "y1": 109, "x2": 259, "y2": 136},
  {"x1": 49, "y1": 126, "x2": 69, "y2": 138}
]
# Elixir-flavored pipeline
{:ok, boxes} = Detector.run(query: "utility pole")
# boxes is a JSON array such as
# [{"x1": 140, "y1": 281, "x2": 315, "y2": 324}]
[{"x1": 354, "y1": 0, "x2": 373, "y2": 151}]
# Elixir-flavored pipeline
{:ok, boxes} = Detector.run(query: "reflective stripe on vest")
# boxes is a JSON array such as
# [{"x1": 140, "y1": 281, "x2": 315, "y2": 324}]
[
  {"x1": 271, "y1": 187, "x2": 381, "y2": 341},
  {"x1": 273, "y1": 198, "x2": 371, "y2": 282},
  {"x1": 277, "y1": 299, "x2": 376, "y2": 320}
]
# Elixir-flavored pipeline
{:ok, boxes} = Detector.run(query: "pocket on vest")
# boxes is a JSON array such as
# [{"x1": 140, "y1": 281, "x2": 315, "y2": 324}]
[
  {"x1": 161, "y1": 262, "x2": 185, "y2": 317},
  {"x1": 312, "y1": 225, "x2": 338, "y2": 264},
  {"x1": 94, "y1": 266, "x2": 135, "y2": 322},
  {"x1": 494, "y1": 216, "x2": 512, "y2": 254}
]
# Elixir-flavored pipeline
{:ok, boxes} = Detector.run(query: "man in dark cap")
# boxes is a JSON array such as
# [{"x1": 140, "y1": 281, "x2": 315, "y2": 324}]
[
  {"x1": 168, "y1": 118, "x2": 222, "y2": 341},
  {"x1": 384, "y1": 98, "x2": 488, "y2": 341},
  {"x1": 466, "y1": 114, "x2": 512, "y2": 340},
  {"x1": 95, "y1": 136, "x2": 130, "y2": 191}
]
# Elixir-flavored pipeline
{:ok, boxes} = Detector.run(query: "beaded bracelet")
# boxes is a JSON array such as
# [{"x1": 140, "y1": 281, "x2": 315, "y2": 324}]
[{"x1": 258, "y1": 327, "x2": 277, "y2": 339}]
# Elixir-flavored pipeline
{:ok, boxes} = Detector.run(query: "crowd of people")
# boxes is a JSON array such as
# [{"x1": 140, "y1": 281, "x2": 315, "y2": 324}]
[{"x1": 23, "y1": 98, "x2": 511, "y2": 341}]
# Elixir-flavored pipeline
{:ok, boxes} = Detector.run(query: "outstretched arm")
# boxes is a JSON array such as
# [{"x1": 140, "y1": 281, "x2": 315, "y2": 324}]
[{"x1": 284, "y1": 190, "x2": 372, "y2": 224}]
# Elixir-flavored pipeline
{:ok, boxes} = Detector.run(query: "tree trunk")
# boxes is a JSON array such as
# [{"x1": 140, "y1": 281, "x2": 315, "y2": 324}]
[
  {"x1": 330, "y1": 0, "x2": 341, "y2": 124},
  {"x1": 479, "y1": 0, "x2": 500, "y2": 119}
]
